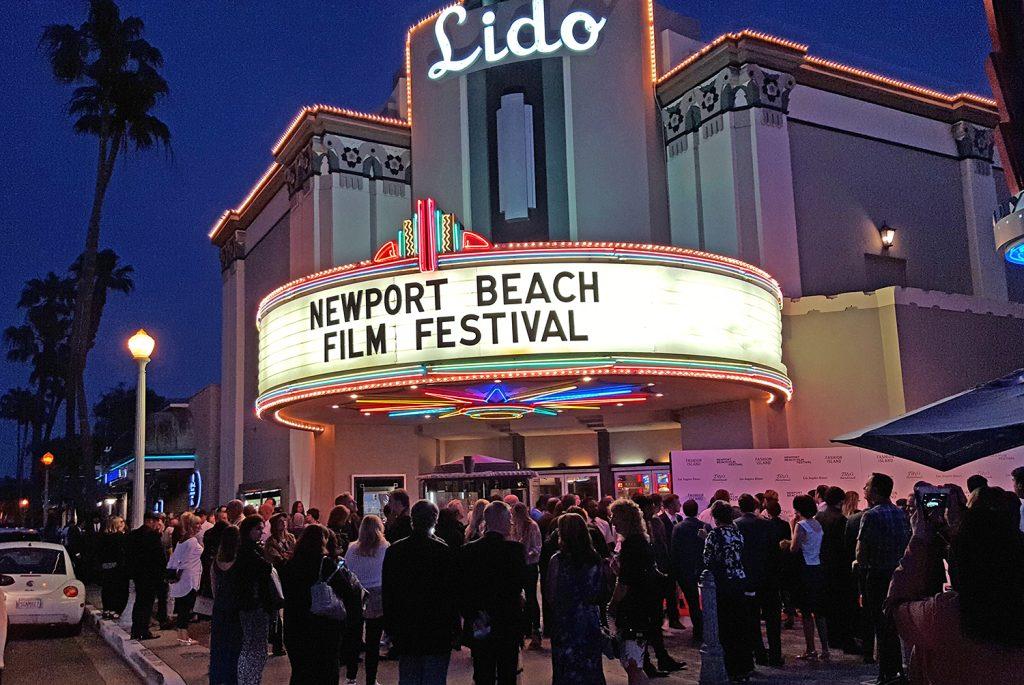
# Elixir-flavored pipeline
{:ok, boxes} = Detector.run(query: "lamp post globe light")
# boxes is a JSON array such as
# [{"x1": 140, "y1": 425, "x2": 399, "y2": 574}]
[
  {"x1": 40, "y1": 451, "x2": 54, "y2": 527},
  {"x1": 127, "y1": 329, "x2": 155, "y2": 527}
]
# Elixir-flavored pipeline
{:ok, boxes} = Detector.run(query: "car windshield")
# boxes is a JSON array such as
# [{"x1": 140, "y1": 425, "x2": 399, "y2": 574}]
[{"x1": 0, "y1": 548, "x2": 66, "y2": 574}]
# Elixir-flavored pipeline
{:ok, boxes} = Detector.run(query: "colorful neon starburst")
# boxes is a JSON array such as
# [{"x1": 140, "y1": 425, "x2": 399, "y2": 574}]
[{"x1": 356, "y1": 382, "x2": 649, "y2": 420}]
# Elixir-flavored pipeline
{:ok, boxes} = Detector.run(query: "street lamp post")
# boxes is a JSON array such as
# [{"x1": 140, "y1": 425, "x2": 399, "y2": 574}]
[
  {"x1": 127, "y1": 329, "x2": 155, "y2": 528},
  {"x1": 40, "y1": 452, "x2": 54, "y2": 527}
]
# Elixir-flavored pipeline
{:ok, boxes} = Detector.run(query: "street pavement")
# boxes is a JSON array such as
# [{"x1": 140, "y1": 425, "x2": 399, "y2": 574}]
[
  {"x1": 4, "y1": 624, "x2": 143, "y2": 684},
  {"x1": 105, "y1": 613, "x2": 879, "y2": 684}
]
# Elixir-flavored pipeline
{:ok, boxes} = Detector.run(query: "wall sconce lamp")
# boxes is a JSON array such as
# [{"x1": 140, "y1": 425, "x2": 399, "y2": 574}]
[{"x1": 879, "y1": 223, "x2": 897, "y2": 250}]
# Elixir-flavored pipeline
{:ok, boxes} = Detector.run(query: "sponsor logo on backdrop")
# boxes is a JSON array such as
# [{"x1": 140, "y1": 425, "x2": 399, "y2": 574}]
[{"x1": 671, "y1": 447, "x2": 1022, "y2": 517}]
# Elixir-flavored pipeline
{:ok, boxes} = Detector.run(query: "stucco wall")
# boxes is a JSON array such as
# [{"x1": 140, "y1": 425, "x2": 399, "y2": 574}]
[
  {"x1": 895, "y1": 304, "x2": 1024, "y2": 410},
  {"x1": 789, "y1": 122, "x2": 973, "y2": 297},
  {"x1": 782, "y1": 293, "x2": 902, "y2": 448},
  {"x1": 242, "y1": 214, "x2": 292, "y2": 486},
  {"x1": 330, "y1": 424, "x2": 438, "y2": 505},
  {"x1": 189, "y1": 384, "x2": 222, "y2": 510},
  {"x1": 524, "y1": 432, "x2": 598, "y2": 469},
  {"x1": 610, "y1": 428, "x2": 679, "y2": 465},
  {"x1": 442, "y1": 437, "x2": 515, "y2": 464}
]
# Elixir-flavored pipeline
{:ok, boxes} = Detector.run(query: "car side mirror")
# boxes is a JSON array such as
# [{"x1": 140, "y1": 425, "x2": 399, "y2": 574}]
[{"x1": 0, "y1": 575, "x2": 14, "y2": 587}]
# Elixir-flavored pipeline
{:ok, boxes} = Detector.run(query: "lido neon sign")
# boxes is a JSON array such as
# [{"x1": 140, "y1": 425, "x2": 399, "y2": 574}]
[{"x1": 428, "y1": 0, "x2": 608, "y2": 80}]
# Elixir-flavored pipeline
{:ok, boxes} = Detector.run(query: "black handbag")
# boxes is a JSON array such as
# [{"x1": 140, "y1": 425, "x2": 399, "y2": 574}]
[{"x1": 165, "y1": 567, "x2": 182, "y2": 583}]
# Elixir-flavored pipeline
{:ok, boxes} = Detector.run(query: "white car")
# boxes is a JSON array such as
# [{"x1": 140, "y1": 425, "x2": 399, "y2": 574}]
[{"x1": 0, "y1": 541, "x2": 85, "y2": 634}]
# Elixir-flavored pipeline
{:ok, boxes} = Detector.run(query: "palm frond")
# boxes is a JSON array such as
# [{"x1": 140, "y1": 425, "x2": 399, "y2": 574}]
[{"x1": 39, "y1": 24, "x2": 87, "y2": 82}]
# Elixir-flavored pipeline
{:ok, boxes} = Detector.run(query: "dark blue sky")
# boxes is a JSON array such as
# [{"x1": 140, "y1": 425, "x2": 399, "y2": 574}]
[{"x1": 0, "y1": 0, "x2": 993, "y2": 475}]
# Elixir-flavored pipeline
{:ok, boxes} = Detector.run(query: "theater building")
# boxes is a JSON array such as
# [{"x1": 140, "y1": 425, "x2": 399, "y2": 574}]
[{"x1": 209, "y1": 0, "x2": 1024, "y2": 513}]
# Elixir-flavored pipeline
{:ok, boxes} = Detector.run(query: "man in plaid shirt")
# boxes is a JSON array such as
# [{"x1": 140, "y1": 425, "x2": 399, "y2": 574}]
[{"x1": 856, "y1": 473, "x2": 911, "y2": 685}]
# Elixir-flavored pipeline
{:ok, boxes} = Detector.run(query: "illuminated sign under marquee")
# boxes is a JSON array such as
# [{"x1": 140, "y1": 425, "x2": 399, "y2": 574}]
[
  {"x1": 188, "y1": 470, "x2": 202, "y2": 509},
  {"x1": 428, "y1": 0, "x2": 608, "y2": 80}
]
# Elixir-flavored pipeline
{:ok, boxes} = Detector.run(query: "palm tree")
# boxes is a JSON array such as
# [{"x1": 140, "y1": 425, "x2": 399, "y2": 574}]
[
  {"x1": 0, "y1": 388, "x2": 42, "y2": 499},
  {"x1": 72, "y1": 249, "x2": 135, "y2": 354},
  {"x1": 40, "y1": 0, "x2": 170, "y2": 484},
  {"x1": 4, "y1": 272, "x2": 74, "y2": 447},
  {"x1": 3, "y1": 251, "x2": 133, "y2": 481}
]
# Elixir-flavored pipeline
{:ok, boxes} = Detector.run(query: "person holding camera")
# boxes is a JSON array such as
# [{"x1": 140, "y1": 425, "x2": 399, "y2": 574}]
[{"x1": 889, "y1": 483, "x2": 1024, "y2": 683}]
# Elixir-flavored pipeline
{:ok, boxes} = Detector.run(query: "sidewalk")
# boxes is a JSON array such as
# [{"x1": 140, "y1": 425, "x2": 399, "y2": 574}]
[{"x1": 87, "y1": 586, "x2": 878, "y2": 684}]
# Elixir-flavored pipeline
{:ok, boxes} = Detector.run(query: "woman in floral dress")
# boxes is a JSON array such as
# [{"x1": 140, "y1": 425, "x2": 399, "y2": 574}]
[
  {"x1": 703, "y1": 500, "x2": 752, "y2": 682},
  {"x1": 547, "y1": 512, "x2": 607, "y2": 685}
]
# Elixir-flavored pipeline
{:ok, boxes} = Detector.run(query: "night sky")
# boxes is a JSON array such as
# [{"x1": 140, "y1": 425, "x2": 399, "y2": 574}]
[{"x1": 0, "y1": 0, "x2": 994, "y2": 475}]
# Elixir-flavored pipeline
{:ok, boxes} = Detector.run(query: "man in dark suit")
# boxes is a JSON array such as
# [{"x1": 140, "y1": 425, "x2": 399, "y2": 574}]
[
  {"x1": 458, "y1": 501, "x2": 527, "y2": 685},
  {"x1": 736, "y1": 493, "x2": 782, "y2": 667},
  {"x1": 670, "y1": 499, "x2": 709, "y2": 644},
  {"x1": 845, "y1": 501, "x2": 868, "y2": 661},
  {"x1": 125, "y1": 511, "x2": 166, "y2": 640},
  {"x1": 817, "y1": 486, "x2": 854, "y2": 653},
  {"x1": 383, "y1": 500, "x2": 458, "y2": 684},
  {"x1": 657, "y1": 494, "x2": 685, "y2": 629},
  {"x1": 384, "y1": 488, "x2": 413, "y2": 543}
]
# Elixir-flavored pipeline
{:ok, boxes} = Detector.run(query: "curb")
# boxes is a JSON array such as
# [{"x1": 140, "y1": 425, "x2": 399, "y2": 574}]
[{"x1": 84, "y1": 604, "x2": 187, "y2": 685}]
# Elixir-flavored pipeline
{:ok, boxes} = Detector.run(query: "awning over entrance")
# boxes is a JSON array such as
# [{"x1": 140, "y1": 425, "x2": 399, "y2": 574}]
[
  {"x1": 833, "y1": 369, "x2": 1024, "y2": 471},
  {"x1": 420, "y1": 455, "x2": 537, "y2": 481}
]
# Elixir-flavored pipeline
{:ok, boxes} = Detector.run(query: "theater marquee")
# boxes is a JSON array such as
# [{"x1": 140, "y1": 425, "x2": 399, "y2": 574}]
[{"x1": 255, "y1": 200, "x2": 791, "y2": 430}]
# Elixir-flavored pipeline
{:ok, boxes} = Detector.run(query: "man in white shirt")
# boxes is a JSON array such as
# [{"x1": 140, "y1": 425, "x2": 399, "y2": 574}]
[{"x1": 1012, "y1": 466, "x2": 1024, "y2": 533}]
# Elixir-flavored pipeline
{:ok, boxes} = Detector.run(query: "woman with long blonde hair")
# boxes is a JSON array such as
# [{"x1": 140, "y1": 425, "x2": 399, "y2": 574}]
[
  {"x1": 448, "y1": 498, "x2": 467, "y2": 525},
  {"x1": 510, "y1": 502, "x2": 544, "y2": 649},
  {"x1": 842, "y1": 490, "x2": 861, "y2": 517},
  {"x1": 167, "y1": 512, "x2": 204, "y2": 644},
  {"x1": 98, "y1": 515, "x2": 128, "y2": 619},
  {"x1": 344, "y1": 515, "x2": 389, "y2": 685},
  {"x1": 608, "y1": 498, "x2": 656, "y2": 685},
  {"x1": 465, "y1": 498, "x2": 488, "y2": 543}
]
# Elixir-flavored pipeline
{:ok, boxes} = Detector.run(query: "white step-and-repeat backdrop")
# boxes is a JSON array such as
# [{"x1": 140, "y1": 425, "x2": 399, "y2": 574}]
[{"x1": 670, "y1": 447, "x2": 1023, "y2": 515}]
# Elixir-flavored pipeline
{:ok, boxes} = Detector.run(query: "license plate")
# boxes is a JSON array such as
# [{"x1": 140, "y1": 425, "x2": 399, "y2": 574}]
[{"x1": 16, "y1": 598, "x2": 42, "y2": 609}]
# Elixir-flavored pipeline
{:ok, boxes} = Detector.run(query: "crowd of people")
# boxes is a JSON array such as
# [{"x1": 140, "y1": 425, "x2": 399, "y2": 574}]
[{"x1": 74, "y1": 465, "x2": 1024, "y2": 685}]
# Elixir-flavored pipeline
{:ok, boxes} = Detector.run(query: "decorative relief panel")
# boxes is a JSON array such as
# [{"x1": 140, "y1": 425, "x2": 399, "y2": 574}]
[
  {"x1": 219, "y1": 229, "x2": 246, "y2": 272},
  {"x1": 661, "y1": 64, "x2": 796, "y2": 145},
  {"x1": 285, "y1": 134, "x2": 412, "y2": 196},
  {"x1": 952, "y1": 121, "x2": 995, "y2": 163}
]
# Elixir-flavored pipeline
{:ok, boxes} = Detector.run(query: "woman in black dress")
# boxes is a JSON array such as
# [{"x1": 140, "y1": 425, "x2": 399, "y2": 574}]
[
  {"x1": 232, "y1": 516, "x2": 276, "y2": 685},
  {"x1": 609, "y1": 498, "x2": 662, "y2": 685},
  {"x1": 210, "y1": 526, "x2": 242, "y2": 685},
  {"x1": 280, "y1": 524, "x2": 364, "y2": 685},
  {"x1": 97, "y1": 515, "x2": 129, "y2": 619}
]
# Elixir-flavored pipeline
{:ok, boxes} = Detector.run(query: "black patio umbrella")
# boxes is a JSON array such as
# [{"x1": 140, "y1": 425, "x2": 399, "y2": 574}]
[{"x1": 833, "y1": 369, "x2": 1024, "y2": 471}]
